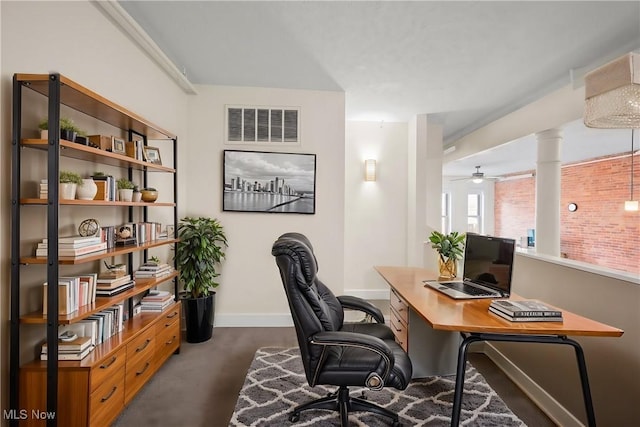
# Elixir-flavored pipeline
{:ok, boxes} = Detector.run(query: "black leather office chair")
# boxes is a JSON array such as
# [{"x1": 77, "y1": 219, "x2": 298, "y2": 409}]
[{"x1": 272, "y1": 233, "x2": 412, "y2": 426}]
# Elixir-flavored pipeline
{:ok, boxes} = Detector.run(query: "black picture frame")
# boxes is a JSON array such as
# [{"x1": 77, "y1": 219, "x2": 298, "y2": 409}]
[{"x1": 223, "y1": 150, "x2": 316, "y2": 214}]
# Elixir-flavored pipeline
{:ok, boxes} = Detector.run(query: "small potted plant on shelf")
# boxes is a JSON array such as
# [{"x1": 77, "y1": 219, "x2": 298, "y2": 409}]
[
  {"x1": 116, "y1": 178, "x2": 135, "y2": 202},
  {"x1": 59, "y1": 170, "x2": 82, "y2": 200},
  {"x1": 132, "y1": 185, "x2": 142, "y2": 203},
  {"x1": 38, "y1": 117, "x2": 83, "y2": 142},
  {"x1": 38, "y1": 118, "x2": 48, "y2": 139},
  {"x1": 428, "y1": 231, "x2": 466, "y2": 279},
  {"x1": 175, "y1": 216, "x2": 227, "y2": 343}
]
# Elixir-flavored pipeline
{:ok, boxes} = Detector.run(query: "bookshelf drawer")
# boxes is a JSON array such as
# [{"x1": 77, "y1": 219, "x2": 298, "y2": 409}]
[
  {"x1": 89, "y1": 369, "x2": 124, "y2": 427},
  {"x1": 124, "y1": 352, "x2": 156, "y2": 403},
  {"x1": 154, "y1": 304, "x2": 180, "y2": 335},
  {"x1": 126, "y1": 326, "x2": 155, "y2": 367},
  {"x1": 155, "y1": 321, "x2": 180, "y2": 363},
  {"x1": 390, "y1": 289, "x2": 409, "y2": 324},
  {"x1": 90, "y1": 347, "x2": 126, "y2": 393}
]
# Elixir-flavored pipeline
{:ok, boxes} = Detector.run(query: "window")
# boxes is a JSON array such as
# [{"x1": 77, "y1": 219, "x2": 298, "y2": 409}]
[
  {"x1": 226, "y1": 105, "x2": 300, "y2": 145},
  {"x1": 467, "y1": 193, "x2": 483, "y2": 233},
  {"x1": 441, "y1": 192, "x2": 451, "y2": 234}
]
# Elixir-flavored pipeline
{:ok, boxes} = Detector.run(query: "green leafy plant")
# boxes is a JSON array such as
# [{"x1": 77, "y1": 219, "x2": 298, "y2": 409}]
[
  {"x1": 148, "y1": 256, "x2": 161, "y2": 264},
  {"x1": 39, "y1": 117, "x2": 80, "y2": 132},
  {"x1": 175, "y1": 217, "x2": 228, "y2": 298},
  {"x1": 116, "y1": 178, "x2": 135, "y2": 190},
  {"x1": 428, "y1": 231, "x2": 466, "y2": 262},
  {"x1": 59, "y1": 170, "x2": 82, "y2": 185}
]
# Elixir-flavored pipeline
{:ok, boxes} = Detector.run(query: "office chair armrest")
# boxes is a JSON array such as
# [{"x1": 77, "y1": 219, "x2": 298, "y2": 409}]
[
  {"x1": 337, "y1": 295, "x2": 385, "y2": 323},
  {"x1": 311, "y1": 331, "x2": 395, "y2": 375}
]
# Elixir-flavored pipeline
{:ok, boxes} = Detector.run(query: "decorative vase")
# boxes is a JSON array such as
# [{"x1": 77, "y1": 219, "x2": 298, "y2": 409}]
[
  {"x1": 40, "y1": 130, "x2": 48, "y2": 139},
  {"x1": 59, "y1": 183, "x2": 77, "y2": 200},
  {"x1": 141, "y1": 189, "x2": 158, "y2": 202},
  {"x1": 438, "y1": 256, "x2": 457, "y2": 279},
  {"x1": 132, "y1": 190, "x2": 142, "y2": 202},
  {"x1": 76, "y1": 178, "x2": 98, "y2": 200},
  {"x1": 118, "y1": 188, "x2": 133, "y2": 202}
]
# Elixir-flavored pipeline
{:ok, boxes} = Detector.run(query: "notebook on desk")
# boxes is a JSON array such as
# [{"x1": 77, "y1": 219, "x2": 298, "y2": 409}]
[{"x1": 424, "y1": 233, "x2": 516, "y2": 299}]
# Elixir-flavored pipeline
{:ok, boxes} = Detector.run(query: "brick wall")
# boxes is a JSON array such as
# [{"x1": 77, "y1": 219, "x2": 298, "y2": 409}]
[{"x1": 495, "y1": 154, "x2": 640, "y2": 274}]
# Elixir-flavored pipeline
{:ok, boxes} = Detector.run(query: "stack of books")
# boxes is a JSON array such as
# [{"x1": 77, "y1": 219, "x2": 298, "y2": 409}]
[
  {"x1": 489, "y1": 300, "x2": 563, "y2": 322},
  {"x1": 95, "y1": 274, "x2": 135, "y2": 297},
  {"x1": 39, "y1": 179, "x2": 48, "y2": 199},
  {"x1": 134, "y1": 262, "x2": 174, "y2": 280},
  {"x1": 140, "y1": 290, "x2": 174, "y2": 312},
  {"x1": 36, "y1": 235, "x2": 107, "y2": 258},
  {"x1": 41, "y1": 335, "x2": 95, "y2": 361}
]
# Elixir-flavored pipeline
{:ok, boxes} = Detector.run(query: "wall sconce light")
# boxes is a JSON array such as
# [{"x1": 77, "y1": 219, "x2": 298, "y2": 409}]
[
  {"x1": 364, "y1": 159, "x2": 377, "y2": 181},
  {"x1": 584, "y1": 52, "x2": 640, "y2": 129},
  {"x1": 625, "y1": 129, "x2": 638, "y2": 211}
]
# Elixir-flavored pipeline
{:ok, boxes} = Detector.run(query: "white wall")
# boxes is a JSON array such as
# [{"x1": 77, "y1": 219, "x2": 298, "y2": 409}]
[
  {"x1": 1, "y1": 0, "x2": 190, "y2": 417},
  {"x1": 344, "y1": 121, "x2": 408, "y2": 296},
  {"x1": 186, "y1": 85, "x2": 345, "y2": 326}
]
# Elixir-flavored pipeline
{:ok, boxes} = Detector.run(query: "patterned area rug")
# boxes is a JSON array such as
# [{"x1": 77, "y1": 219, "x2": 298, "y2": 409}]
[{"x1": 230, "y1": 347, "x2": 526, "y2": 426}]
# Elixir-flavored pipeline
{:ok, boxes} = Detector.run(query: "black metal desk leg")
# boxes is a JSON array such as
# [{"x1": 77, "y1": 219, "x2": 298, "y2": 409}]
[
  {"x1": 565, "y1": 338, "x2": 596, "y2": 427},
  {"x1": 451, "y1": 335, "x2": 482, "y2": 426}
]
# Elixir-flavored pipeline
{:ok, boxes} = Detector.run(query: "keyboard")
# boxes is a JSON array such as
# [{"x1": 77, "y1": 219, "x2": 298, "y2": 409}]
[{"x1": 440, "y1": 281, "x2": 496, "y2": 297}]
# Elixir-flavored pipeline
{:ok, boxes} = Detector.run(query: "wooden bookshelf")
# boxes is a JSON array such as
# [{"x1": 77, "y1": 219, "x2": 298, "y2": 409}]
[{"x1": 20, "y1": 198, "x2": 175, "y2": 207}]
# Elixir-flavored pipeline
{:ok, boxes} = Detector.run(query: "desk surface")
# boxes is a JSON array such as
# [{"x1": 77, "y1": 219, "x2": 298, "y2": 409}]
[{"x1": 375, "y1": 266, "x2": 624, "y2": 337}]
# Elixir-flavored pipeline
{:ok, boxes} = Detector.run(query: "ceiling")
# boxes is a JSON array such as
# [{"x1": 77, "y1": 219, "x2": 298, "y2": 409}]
[{"x1": 118, "y1": 1, "x2": 640, "y2": 176}]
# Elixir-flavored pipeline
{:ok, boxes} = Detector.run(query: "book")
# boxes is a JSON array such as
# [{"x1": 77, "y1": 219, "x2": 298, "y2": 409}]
[
  {"x1": 36, "y1": 241, "x2": 107, "y2": 257},
  {"x1": 40, "y1": 345, "x2": 93, "y2": 361},
  {"x1": 41, "y1": 336, "x2": 93, "y2": 353},
  {"x1": 38, "y1": 237, "x2": 101, "y2": 249},
  {"x1": 489, "y1": 300, "x2": 562, "y2": 317},
  {"x1": 96, "y1": 274, "x2": 132, "y2": 287},
  {"x1": 489, "y1": 307, "x2": 563, "y2": 322},
  {"x1": 95, "y1": 281, "x2": 135, "y2": 297},
  {"x1": 43, "y1": 235, "x2": 103, "y2": 245}
]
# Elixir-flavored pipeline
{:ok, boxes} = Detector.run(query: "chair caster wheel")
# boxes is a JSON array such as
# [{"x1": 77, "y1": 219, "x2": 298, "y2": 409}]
[{"x1": 289, "y1": 412, "x2": 300, "y2": 422}]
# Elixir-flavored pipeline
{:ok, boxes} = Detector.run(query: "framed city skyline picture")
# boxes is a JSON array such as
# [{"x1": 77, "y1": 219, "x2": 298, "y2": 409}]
[{"x1": 223, "y1": 150, "x2": 316, "y2": 214}]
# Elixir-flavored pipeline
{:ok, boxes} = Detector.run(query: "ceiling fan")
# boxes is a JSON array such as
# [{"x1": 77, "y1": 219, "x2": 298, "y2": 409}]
[{"x1": 452, "y1": 166, "x2": 501, "y2": 183}]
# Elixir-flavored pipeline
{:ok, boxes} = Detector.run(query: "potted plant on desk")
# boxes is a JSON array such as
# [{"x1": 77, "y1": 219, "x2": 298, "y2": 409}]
[
  {"x1": 428, "y1": 231, "x2": 465, "y2": 279},
  {"x1": 175, "y1": 216, "x2": 228, "y2": 343}
]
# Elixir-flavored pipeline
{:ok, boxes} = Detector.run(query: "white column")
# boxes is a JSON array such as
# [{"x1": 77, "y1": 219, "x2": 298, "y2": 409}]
[
  {"x1": 407, "y1": 115, "x2": 442, "y2": 268},
  {"x1": 535, "y1": 128, "x2": 562, "y2": 256}
]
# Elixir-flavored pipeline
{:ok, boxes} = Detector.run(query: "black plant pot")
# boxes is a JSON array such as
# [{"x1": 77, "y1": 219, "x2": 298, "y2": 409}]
[{"x1": 182, "y1": 292, "x2": 215, "y2": 343}]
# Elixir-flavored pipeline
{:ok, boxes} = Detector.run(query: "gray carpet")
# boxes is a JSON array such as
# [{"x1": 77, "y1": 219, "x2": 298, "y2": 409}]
[{"x1": 230, "y1": 347, "x2": 526, "y2": 426}]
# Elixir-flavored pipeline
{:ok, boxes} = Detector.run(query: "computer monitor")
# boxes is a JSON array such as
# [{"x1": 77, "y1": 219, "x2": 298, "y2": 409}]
[{"x1": 462, "y1": 233, "x2": 516, "y2": 295}]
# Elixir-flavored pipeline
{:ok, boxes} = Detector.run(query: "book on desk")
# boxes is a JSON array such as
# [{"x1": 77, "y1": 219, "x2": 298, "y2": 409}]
[{"x1": 489, "y1": 299, "x2": 563, "y2": 322}]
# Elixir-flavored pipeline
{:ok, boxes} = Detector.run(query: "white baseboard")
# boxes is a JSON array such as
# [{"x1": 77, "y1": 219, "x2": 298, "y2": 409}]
[
  {"x1": 484, "y1": 343, "x2": 584, "y2": 427},
  {"x1": 343, "y1": 289, "x2": 390, "y2": 300},
  {"x1": 213, "y1": 313, "x2": 293, "y2": 327}
]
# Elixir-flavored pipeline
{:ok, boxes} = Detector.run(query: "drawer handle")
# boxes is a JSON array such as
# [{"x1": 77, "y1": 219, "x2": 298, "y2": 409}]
[
  {"x1": 392, "y1": 324, "x2": 402, "y2": 332},
  {"x1": 165, "y1": 336, "x2": 177, "y2": 345},
  {"x1": 101, "y1": 386, "x2": 117, "y2": 403},
  {"x1": 135, "y1": 339, "x2": 151, "y2": 353},
  {"x1": 99, "y1": 356, "x2": 117, "y2": 369},
  {"x1": 164, "y1": 323, "x2": 172, "y2": 328},
  {"x1": 166, "y1": 311, "x2": 178, "y2": 319},
  {"x1": 136, "y1": 362, "x2": 150, "y2": 376}
]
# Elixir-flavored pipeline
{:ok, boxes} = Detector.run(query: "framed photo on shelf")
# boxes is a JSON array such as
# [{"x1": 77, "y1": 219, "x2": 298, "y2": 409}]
[
  {"x1": 223, "y1": 149, "x2": 316, "y2": 214},
  {"x1": 112, "y1": 137, "x2": 126, "y2": 155},
  {"x1": 143, "y1": 146, "x2": 162, "y2": 165}
]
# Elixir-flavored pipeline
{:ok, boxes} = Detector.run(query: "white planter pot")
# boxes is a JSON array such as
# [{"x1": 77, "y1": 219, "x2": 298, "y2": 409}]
[
  {"x1": 132, "y1": 191, "x2": 142, "y2": 202},
  {"x1": 59, "y1": 183, "x2": 77, "y2": 200},
  {"x1": 76, "y1": 179, "x2": 98, "y2": 200},
  {"x1": 119, "y1": 189, "x2": 133, "y2": 202},
  {"x1": 40, "y1": 129, "x2": 48, "y2": 139}
]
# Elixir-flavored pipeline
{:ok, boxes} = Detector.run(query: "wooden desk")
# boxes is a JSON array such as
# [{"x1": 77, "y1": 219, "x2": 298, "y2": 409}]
[{"x1": 376, "y1": 266, "x2": 624, "y2": 427}]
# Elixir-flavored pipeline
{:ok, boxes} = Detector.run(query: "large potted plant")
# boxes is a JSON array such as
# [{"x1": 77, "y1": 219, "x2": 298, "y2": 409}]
[
  {"x1": 428, "y1": 231, "x2": 465, "y2": 279},
  {"x1": 175, "y1": 216, "x2": 227, "y2": 343}
]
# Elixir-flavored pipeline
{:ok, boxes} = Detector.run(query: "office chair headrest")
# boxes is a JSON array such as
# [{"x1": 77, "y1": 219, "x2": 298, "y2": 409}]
[{"x1": 272, "y1": 236, "x2": 318, "y2": 284}]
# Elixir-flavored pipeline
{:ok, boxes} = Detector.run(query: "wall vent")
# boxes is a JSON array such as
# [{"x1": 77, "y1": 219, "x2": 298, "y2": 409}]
[{"x1": 226, "y1": 105, "x2": 300, "y2": 145}]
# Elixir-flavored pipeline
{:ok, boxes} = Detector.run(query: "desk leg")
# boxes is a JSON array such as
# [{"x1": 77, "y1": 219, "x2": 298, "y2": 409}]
[
  {"x1": 451, "y1": 334, "x2": 482, "y2": 426},
  {"x1": 450, "y1": 333, "x2": 597, "y2": 427}
]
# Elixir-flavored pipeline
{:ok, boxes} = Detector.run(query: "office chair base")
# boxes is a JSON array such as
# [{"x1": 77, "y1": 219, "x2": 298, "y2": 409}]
[{"x1": 289, "y1": 386, "x2": 401, "y2": 427}]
